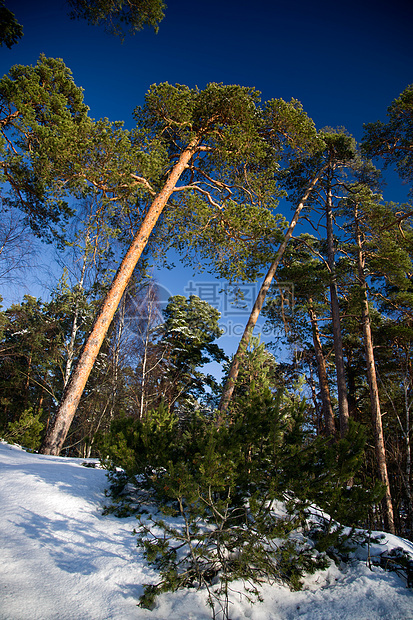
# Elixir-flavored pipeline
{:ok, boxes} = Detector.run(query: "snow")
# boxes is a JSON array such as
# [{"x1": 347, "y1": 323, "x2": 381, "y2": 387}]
[{"x1": 1, "y1": 440, "x2": 412, "y2": 620}]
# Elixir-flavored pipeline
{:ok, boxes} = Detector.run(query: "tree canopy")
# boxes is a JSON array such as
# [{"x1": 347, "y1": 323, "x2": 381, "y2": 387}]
[
  {"x1": 1, "y1": 55, "x2": 413, "y2": 541},
  {"x1": 0, "y1": 1, "x2": 23, "y2": 49},
  {"x1": 362, "y1": 84, "x2": 413, "y2": 193},
  {"x1": 0, "y1": 0, "x2": 165, "y2": 49},
  {"x1": 68, "y1": 0, "x2": 166, "y2": 37},
  {"x1": 0, "y1": 55, "x2": 91, "y2": 241}
]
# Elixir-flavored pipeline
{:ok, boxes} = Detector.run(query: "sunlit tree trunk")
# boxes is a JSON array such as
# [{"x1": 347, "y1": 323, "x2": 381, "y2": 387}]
[
  {"x1": 219, "y1": 166, "x2": 327, "y2": 416},
  {"x1": 41, "y1": 138, "x2": 200, "y2": 455},
  {"x1": 355, "y1": 210, "x2": 395, "y2": 533},
  {"x1": 403, "y1": 364, "x2": 412, "y2": 511},
  {"x1": 401, "y1": 362, "x2": 413, "y2": 532}
]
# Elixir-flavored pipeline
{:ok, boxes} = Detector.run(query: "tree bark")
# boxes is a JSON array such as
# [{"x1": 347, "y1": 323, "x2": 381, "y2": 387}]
[
  {"x1": 219, "y1": 167, "x2": 327, "y2": 415},
  {"x1": 41, "y1": 137, "x2": 200, "y2": 455},
  {"x1": 325, "y1": 182, "x2": 349, "y2": 437},
  {"x1": 355, "y1": 212, "x2": 395, "y2": 534},
  {"x1": 63, "y1": 252, "x2": 87, "y2": 389},
  {"x1": 307, "y1": 298, "x2": 336, "y2": 438},
  {"x1": 403, "y1": 365, "x2": 412, "y2": 529}
]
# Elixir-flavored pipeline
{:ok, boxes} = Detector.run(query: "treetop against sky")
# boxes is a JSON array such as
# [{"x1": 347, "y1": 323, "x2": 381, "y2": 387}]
[
  {"x1": 0, "y1": 0, "x2": 412, "y2": 314},
  {"x1": 3, "y1": 0, "x2": 412, "y2": 139}
]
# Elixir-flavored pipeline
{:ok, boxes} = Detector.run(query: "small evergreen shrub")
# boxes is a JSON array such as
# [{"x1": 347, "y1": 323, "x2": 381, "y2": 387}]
[
  {"x1": 99, "y1": 388, "x2": 381, "y2": 619},
  {"x1": 1, "y1": 407, "x2": 44, "y2": 451}
]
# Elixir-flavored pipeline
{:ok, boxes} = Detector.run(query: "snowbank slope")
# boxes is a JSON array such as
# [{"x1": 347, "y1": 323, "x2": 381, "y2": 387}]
[{"x1": 1, "y1": 441, "x2": 412, "y2": 619}]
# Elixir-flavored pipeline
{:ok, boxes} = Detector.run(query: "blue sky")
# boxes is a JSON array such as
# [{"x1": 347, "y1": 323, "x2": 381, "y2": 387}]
[
  {"x1": 4, "y1": 0, "x2": 412, "y2": 138},
  {"x1": 1, "y1": 0, "x2": 413, "y2": 360}
]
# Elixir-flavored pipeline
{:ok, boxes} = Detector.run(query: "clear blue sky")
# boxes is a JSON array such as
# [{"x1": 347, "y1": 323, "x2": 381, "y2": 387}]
[
  {"x1": 1, "y1": 0, "x2": 413, "y2": 360},
  {"x1": 4, "y1": 0, "x2": 412, "y2": 139}
]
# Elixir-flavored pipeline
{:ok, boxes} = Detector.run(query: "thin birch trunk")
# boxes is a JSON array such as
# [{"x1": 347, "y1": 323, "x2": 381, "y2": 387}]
[
  {"x1": 139, "y1": 327, "x2": 149, "y2": 419},
  {"x1": 138, "y1": 286, "x2": 159, "y2": 419},
  {"x1": 25, "y1": 351, "x2": 32, "y2": 410},
  {"x1": 109, "y1": 292, "x2": 127, "y2": 420},
  {"x1": 63, "y1": 251, "x2": 88, "y2": 389},
  {"x1": 41, "y1": 137, "x2": 200, "y2": 455}
]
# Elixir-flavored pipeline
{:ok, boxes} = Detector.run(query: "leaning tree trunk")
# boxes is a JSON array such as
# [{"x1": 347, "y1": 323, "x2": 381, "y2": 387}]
[
  {"x1": 41, "y1": 138, "x2": 200, "y2": 455},
  {"x1": 355, "y1": 213, "x2": 395, "y2": 534},
  {"x1": 307, "y1": 298, "x2": 336, "y2": 438},
  {"x1": 325, "y1": 182, "x2": 349, "y2": 438},
  {"x1": 219, "y1": 166, "x2": 327, "y2": 415}
]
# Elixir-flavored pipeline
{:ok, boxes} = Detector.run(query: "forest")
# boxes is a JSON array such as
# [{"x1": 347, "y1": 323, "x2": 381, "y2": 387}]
[{"x1": 1, "y1": 2, "x2": 413, "y2": 615}]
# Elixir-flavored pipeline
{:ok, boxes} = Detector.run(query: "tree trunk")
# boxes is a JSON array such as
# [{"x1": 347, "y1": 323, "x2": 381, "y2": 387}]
[
  {"x1": 346, "y1": 359, "x2": 358, "y2": 420},
  {"x1": 403, "y1": 366, "x2": 412, "y2": 530},
  {"x1": 307, "y1": 298, "x2": 336, "y2": 438},
  {"x1": 219, "y1": 166, "x2": 328, "y2": 415},
  {"x1": 325, "y1": 183, "x2": 349, "y2": 437},
  {"x1": 355, "y1": 213, "x2": 395, "y2": 534},
  {"x1": 308, "y1": 362, "x2": 321, "y2": 433},
  {"x1": 138, "y1": 285, "x2": 159, "y2": 419},
  {"x1": 63, "y1": 253, "x2": 87, "y2": 389},
  {"x1": 41, "y1": 138, "x2": 200, "y2": 455},
  {"x1": 108, "y1": 291, "x2": 126, "y2": 420},
  {"x1": 25, "y1": 350, "x2": 32, "y2": 410}
]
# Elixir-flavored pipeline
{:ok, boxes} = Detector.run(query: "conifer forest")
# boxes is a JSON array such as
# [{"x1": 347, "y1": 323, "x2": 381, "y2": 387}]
[{"x1": 1, "y1": 2, "x2": 413, "y2": 616}]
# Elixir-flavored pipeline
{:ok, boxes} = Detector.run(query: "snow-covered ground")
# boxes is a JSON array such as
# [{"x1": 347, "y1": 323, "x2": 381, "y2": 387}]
[{"x1": 1, "y1": 440, "x2": 412, "y2": 620}]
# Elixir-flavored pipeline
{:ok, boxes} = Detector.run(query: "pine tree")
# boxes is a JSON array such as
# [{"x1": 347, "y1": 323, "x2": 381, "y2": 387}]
[
  {"x1": 263, "y1": 235, "x2": 336, "y2": 438},
  {"x1": 362, "y1": 84, "x2": 413, "y2": 196},
  {"x1": 41, "y1": 82, "x2": 283, "y2": 454}
]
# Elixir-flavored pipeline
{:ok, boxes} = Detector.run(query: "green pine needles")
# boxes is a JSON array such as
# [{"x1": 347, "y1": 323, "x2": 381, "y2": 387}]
[
  {"x1": 1, "y1": 407, "x2": 44, "y2": 452},
  {"x1": 98, "y1": 388, "x2": 383, "y2": 619}
]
